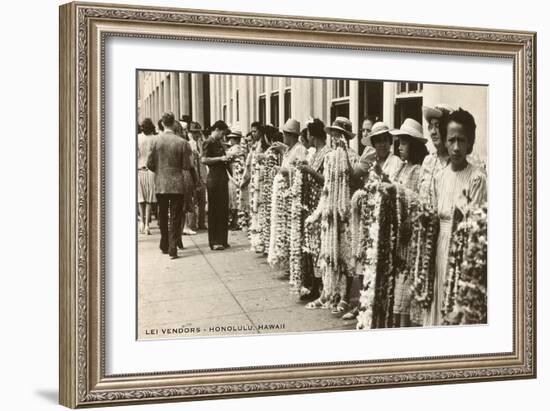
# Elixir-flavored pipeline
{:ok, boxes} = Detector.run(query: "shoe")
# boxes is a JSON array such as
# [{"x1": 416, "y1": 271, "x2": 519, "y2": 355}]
[
  {"x1": 145, "y1": 225, "x2": 151, "y2": 235},
  {"x1": 169, "y1": 254, "x2": 178, "y2": 260},
  {"x1": 300, "y1": 289, "x2": 320, "y2": 302},
  {"x1": 222, "y1": 244, "x2": 230, "y2": 249},
  {"x1": 331, "y1": 300, "x2": 350, "y2": 314},
  {"x1": 183, "y1": 228, "x2": 197, "y2": 235},
  {"x1": 139, "y1": 222, "x2": 145, "y2": 234},
  {"x1": 212, "y1": 244, "x2": 224, "y2": 251},
  {"x1": 342, "y1": 306, "x2": 359, "y2": 321},
  {"x1": 177, "y1": 239, "x2": 185, "y2": 250}
]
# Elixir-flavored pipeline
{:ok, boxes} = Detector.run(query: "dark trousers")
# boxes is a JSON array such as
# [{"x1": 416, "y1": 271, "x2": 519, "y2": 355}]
[
  {"x1": 156, "y1": 193, "x2": 184, "y2": 256},
  {"x1": 206, "y1": 176, "x2": 229, "y2": 248},
  {"x1": 196, "y1": 186, "x2": 207, "y2": 229}
]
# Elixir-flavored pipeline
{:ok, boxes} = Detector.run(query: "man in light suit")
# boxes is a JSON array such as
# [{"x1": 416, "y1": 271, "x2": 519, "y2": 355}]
[{"x1": 147, "y1": 112, "x2": 193, "y2": 259}]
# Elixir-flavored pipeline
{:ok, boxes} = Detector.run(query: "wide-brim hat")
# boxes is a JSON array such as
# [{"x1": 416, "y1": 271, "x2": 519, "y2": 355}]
[
  {"x1": 227, "y1": 129, "x2": 243, "y2": 139},
  {"x1": 362, "y1": 121, "x2": 392, "y2": 146},
  {"x1": 282, "y1": 118, "x2": 301, "y2": 135},
  {"x1": 390, "y1": 118, "x2": 427, "y2": 144},
  {"x1": 188, "y1": 121, "x2": 203, "y2": 133},
  {"x1": 325, "y1": 116, "x2": 355, "y2": 139},
  {"x1": 423, "y1": 103, "x2": 455, "y2": 121}
]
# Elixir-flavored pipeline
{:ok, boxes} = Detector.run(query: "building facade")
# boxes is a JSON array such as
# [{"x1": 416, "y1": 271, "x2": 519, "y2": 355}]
[{"x1": 138, "y1": 71, "x2": 487, "y2": 160}]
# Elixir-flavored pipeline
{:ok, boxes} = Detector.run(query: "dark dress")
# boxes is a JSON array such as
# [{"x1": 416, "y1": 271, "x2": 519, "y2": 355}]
[{"x1": 203, "y1": 138, "x2": 229, "y2": 248}]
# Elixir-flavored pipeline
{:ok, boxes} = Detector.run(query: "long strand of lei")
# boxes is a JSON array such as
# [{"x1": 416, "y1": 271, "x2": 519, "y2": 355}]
[
  {"x1": 249, "y1": 152, "x2": 263, "y2": 251},
  {"x1": 443, "y1": 204, "x2": 487, "y2": 324},
  {"x1": 289, "y1": 166, "x2": 305, "y2": 293}
]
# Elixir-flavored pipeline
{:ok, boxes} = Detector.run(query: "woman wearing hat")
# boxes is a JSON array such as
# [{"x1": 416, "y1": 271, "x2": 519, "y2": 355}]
[
  {"x1": 391, "y1": 118, "x2": 429, "y2": 193},
  {"x1": 296, "y1": 118, "x2": 331, "y2": 302},
  {"x1": 305, "y1": 117, "x2": 359, "y2": 312},
  {"x1": 428, "y1": 108, "x2": 487, "y2": 326},
  {"x1": 226, "y1": 129, "x2": 245, "y2": 230},
  {"x1": 270, "y1": 118, "x2": 309, "y2": 181},
  {"x1": 419, "y1": 104, "x2": 453, "y2": 206},
  {"x1": 355, "y1": 121, "x2": 403, "y2": 182},
  {"x1": 389, "y1": 118, "x2": 428, "y2": 327}
]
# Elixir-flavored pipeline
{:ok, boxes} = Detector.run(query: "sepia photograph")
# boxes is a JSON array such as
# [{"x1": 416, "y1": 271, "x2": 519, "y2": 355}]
[{"x1": 136, "y1": 70, "x2": 488, "y2": 340}]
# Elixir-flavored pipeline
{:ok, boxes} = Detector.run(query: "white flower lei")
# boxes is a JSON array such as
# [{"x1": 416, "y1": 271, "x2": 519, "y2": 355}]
[{"x1": 289, "y1": 167, "x2": 304, "y2": 293}]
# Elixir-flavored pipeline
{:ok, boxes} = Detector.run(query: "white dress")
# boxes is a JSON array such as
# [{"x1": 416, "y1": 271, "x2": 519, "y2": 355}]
[{"x1": 427, "y1": 162, "x2": 487, "y2": 326}]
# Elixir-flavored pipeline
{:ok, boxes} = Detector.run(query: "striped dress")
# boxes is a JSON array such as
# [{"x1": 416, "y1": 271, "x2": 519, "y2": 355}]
[{"x1": 426, "y1": 162, "x2": 487, "y2": 326}]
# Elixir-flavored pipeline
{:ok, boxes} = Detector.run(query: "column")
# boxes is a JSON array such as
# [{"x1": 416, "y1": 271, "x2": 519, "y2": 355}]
[
  {"x1": 238, "y1": 75, "x2": 250, "y2": 134},
  {"x1": 170, "y1": 73, "x2": 180, "y2": 120},
  {"x1": 191, "y1": 73, "x2": 205, "y2": 126},
  {"x1": 248, "y1": 76, "x2": 256, "y2": 124},
  {"x1": 291, "y1": 77, "x2": 313, "y2": 128},
  {"x1": 163, "y1": 75, "x2": 170, "y2": 114},
  {"x1": 313, "y1": 78, "x2": 327, "y2": 124},
  {"x1": 382, "y1": 82, "x2": 396, "y2": 129},
  {"x1": 231, "y1": 75, "x2": 238, "y2": 128},
  {"x1": 179, "y1": 73, "x2": 190, "y2": 118},
  {"x1": 210, "y1": 74, "x2": 217, "y2": 123},
  {"x1": 265, "y1": 76, "x2": 272, "y2": 126},
  {"x1": 278, "y1": 77, "x2": 285, "y2": 128},
  {"x1": 349, "y1": 80, "x2": 360, "y2": 153}
]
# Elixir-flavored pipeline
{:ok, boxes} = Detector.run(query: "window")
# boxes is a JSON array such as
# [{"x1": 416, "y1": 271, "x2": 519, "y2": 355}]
[
  {"x1": 398, "y1": 82, "x2": 423, "y2": 94},
  {"x1": 284, "y1": 90, "x2": 291, "y2": 121},
  {"x1": 334, "y1": 79, "x2": 350, "y2": 98},
  {"x1": 270, "y1": 92, "x2": 280, "y2": 128},
  {"x1": 259, "y1": 95, "x2": 266, "y2": 125}
]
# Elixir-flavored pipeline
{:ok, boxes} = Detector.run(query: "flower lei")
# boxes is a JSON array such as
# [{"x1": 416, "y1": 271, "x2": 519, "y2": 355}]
[
  {"x1": 259, "y1": 151, "x2": 280, "y2": 254},
  {"x1": 305, "y1": 141, "x2": 356, "y2": 305},
  {"x1": 267, "y1": 172, "x2": 291, "y2": 267},
  {"x1": 443, "y1": 204, "x2": 487, "y2": 325},
  {"x1": 248, "y1": 150, "x2": 263, "y2": 251},
  {"x1": 289, "y1": 166, "x2": 305, "y2": 293},
  {"x1": 231, "y1": 151, "x2": 247, "y2": 228},
  {"x1": 354, "y1": 173, "x2": 440, "y2": 330},
  {"x1": 409, "y1": 201, "x2": 439, "y2": 311}
]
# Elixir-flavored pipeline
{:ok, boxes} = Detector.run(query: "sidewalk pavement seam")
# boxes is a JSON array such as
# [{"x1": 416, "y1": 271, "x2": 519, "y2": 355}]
[{"x1": 188, "y1": 234, "x2": 260, "y2": 333}]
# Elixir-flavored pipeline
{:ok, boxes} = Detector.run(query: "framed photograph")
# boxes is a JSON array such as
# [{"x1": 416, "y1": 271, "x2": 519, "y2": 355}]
[{"x1": 59, "y1": 1, "x2": 537, "y2": 408}]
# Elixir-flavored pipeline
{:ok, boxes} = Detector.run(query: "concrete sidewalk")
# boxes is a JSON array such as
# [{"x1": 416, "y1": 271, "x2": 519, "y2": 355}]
[{"x1": 137, "y1": 225, "x2": 356, "y2": 340}]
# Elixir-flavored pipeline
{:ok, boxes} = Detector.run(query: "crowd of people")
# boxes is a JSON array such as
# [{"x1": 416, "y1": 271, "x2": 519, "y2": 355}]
[{"x1": 137, "y1": 103, "x2": 488, "y2": 329}]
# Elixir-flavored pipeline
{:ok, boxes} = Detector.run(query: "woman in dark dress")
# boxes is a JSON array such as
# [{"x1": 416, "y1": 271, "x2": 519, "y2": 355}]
[{"x1": 201, "y1": 120, "x2": 231, "y2": 250}]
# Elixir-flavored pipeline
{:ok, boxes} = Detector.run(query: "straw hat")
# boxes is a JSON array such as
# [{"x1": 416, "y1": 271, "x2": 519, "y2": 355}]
[
  {"x1": 188, "y1": 121, "x2": 203, "y2": 133},
  {"x1": 422, "y1": 103, "x2": 455, "y2": 121},
  {"x1": 390, "y1": 118, "x2": 427, "y2": 143},
  {"x1": 363, "y1": 121, "x2": 392, "y2": 146},
  {"x1": 325, "y1": 116, "x2": 355, "y2": 139},
  {"x1": 227, "y1": 129, "x2": 243, "y2": 139},
  {"x1": 282, "y1": 118, "x2": 300, "y2": 135}
]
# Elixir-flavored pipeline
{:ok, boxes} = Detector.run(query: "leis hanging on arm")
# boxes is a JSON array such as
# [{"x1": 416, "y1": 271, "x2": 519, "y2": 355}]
[{"x1": 443, "y1": 203, "x2": 488, "y2": 325}]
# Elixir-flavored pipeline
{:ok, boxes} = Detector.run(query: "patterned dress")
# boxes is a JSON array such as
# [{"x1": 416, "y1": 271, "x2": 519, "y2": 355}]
[
  {"x1": 303, "y1": 145, "x2": 332, "y2": 279},
  {"x1": 427, "y1": 162, "x2": 487, "y2": 326},
  {"x1": 392, "y1": 162, "x2": 422, "y2": 316}
]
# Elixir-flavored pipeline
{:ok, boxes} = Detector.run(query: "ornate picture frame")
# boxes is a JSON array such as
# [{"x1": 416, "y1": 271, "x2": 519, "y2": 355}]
[{"x1": 59, "y1": 1, "x2": 536, "y2": 408}]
